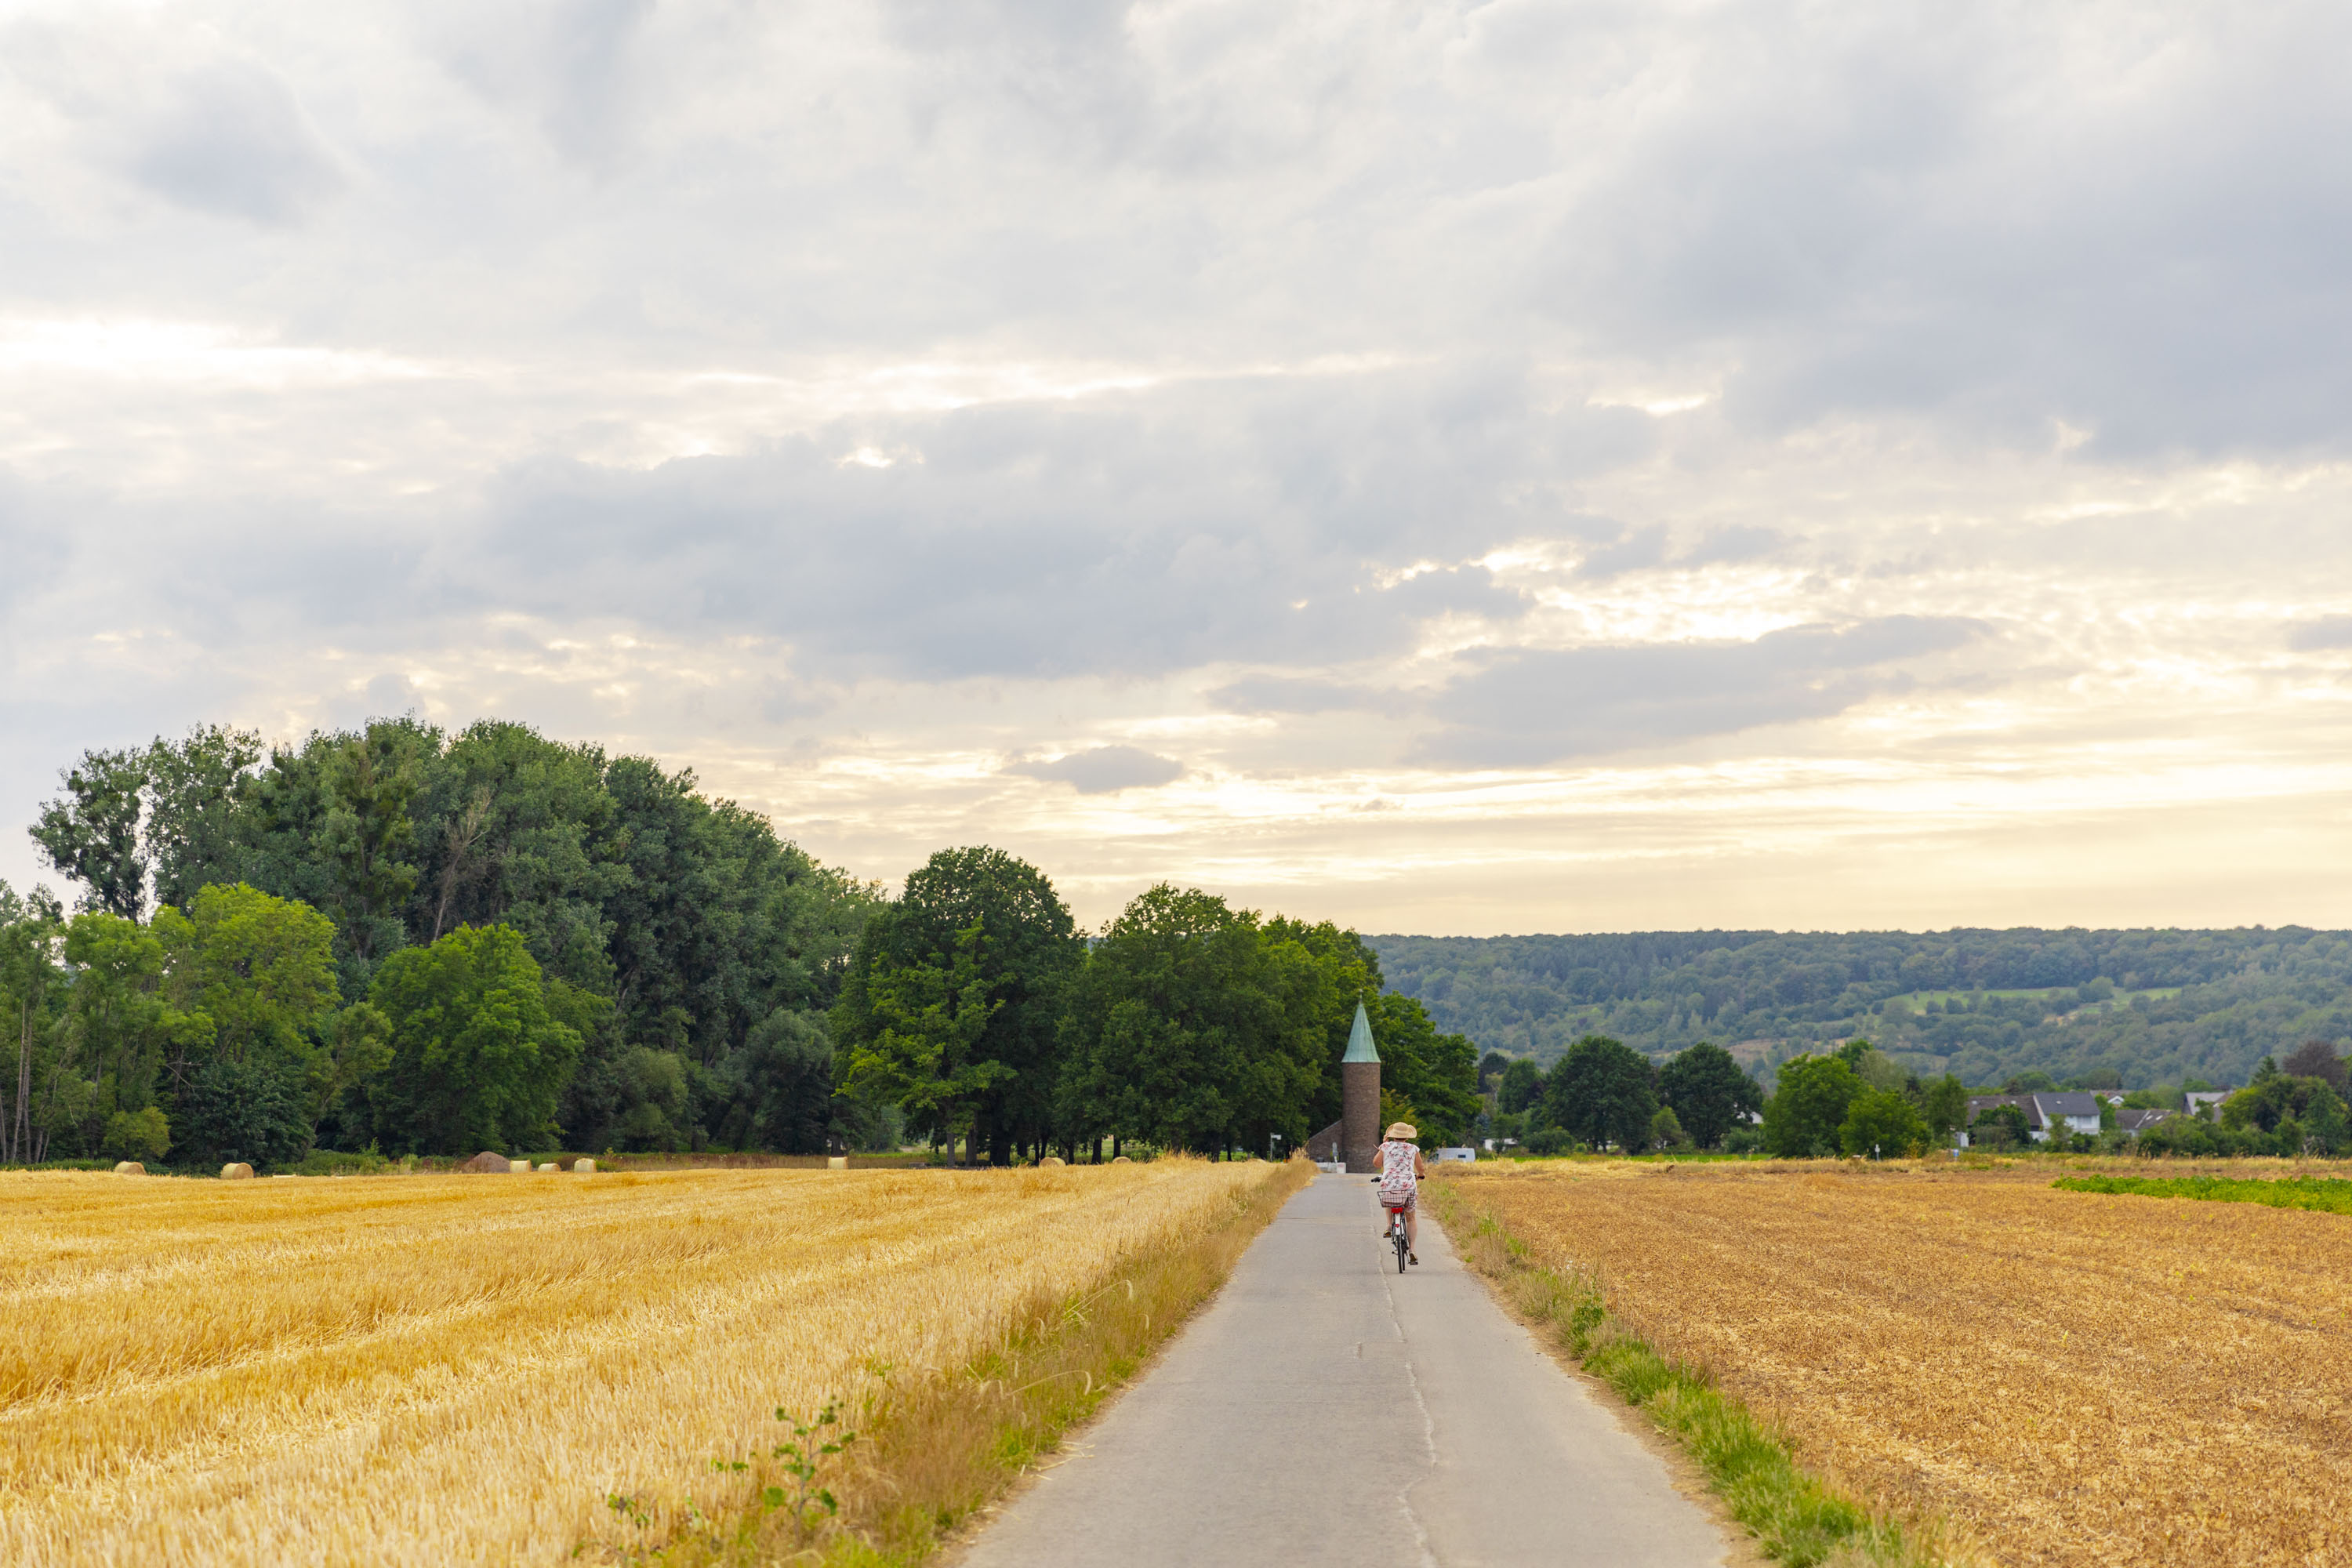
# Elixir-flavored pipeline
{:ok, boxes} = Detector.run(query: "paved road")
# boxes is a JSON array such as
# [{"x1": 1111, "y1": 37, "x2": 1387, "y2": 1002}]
[{"x1": 956, "y1": 1172, "x2": 1729, "y2": 1568}]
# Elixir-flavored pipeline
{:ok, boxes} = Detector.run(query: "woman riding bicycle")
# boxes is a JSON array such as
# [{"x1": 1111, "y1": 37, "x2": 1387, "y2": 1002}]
[{"x1": 1377, "y1": 1122, "x2": 1428, "y2": 1265}]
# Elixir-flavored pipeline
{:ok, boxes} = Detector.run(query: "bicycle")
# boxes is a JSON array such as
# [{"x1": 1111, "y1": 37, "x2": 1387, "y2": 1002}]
[{"x1": 1385, "y1": 1203, "x2": 1410, "y2": 1273}]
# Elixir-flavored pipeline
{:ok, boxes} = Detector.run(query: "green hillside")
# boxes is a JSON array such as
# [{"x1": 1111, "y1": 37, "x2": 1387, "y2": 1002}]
[{"x1": 1367, "y1": 928, "x2": 2352, "y2": 1091}]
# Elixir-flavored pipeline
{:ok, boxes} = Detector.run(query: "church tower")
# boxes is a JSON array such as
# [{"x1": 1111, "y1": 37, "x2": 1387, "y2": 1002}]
[{"x1": 1341, "y1": 1001, "x2": 1381, "y2": 1173}]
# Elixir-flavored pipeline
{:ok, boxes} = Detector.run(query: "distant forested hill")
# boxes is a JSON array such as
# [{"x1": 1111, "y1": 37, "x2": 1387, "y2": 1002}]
[{"x1": 1367, "y1": 928, "x2": 2352, "y2": 1091}]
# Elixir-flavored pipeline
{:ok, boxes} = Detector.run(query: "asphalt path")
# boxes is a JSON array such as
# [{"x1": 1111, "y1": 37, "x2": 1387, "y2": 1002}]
[{"x1": 956, "y1": 1171, "x2": 1729, "y2": 1568}]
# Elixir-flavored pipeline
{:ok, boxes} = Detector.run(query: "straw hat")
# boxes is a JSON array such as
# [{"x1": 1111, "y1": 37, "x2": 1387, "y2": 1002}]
[{"x1": 1385, "y1": 1121, "x2": 1417, "y2": 1141}]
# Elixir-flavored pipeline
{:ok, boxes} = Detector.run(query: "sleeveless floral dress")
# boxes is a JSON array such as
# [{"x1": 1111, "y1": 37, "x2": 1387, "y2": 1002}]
[{"x1": 1377, "y1": 1139, "x2": 1418, "y2": 1210}]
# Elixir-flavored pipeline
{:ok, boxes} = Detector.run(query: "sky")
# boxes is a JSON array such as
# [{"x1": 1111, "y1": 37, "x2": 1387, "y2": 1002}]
[{"x1": 2, "y1": 0, "x2": 2350, "y2": 935}]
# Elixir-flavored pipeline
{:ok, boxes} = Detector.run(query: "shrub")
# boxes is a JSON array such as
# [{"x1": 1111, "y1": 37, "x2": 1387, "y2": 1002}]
[
  {"x1": 174, "y1": 1055, "x2": 314, "y2": 1171},
  {"x1": 1839, "y1": 1087, "x2": 1926, "y2": 1158},
  {"x1": 370, "y1": 924, "x2": 583, "y2": 1155},
  {"x1": 296, "y1": 1149, "x2": 391, "y2": 1176},
  {"x1": 103, "y1": 1107, "x2": 172, "y2": 1162}
]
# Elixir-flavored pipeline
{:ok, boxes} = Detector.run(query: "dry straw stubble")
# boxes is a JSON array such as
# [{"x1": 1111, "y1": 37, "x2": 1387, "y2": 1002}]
[
  {"x1": 1454, "y1": 1159, "x2": 2352, "y2": 1568},
  {"x1": 0, "y1": 1158, "x2": 1287, "y2": 1566}
]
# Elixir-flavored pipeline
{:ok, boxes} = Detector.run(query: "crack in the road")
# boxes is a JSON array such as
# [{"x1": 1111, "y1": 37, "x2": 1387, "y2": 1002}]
[{"x1": 1381, "y1": 1259, "x2": 1443, "y2": 1568}]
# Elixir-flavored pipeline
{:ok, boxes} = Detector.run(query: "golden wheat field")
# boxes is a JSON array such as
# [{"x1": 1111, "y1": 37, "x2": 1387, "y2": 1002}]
[
  {"x1": 0, "y1": 1158, "x2": 1279, "y2": 1566},
  {"x1": 1449, "y1": 1159, "x2": 2352, "y2": 1568}
]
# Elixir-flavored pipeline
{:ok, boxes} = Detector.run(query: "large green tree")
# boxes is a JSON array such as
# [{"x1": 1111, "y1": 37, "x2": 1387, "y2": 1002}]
[
  {"x1": 315, "y1": 724, "x2": 430, "y2": 968},
  {"x1": 1919, "y1": 1074, "x2": 1970, "y2": 1142},
  {"x1": 369, "y1": 923, "x2": 583, "y2": 1154},
  {"x1": 834, "y1": 847, "x2": 1080, "y2": 1163},
  {"x1": 1839, "y1": 1087, "x2": 1927, "y2": 1157},
  {"x1": 1056, "y1": 885, "x2": 1328, "y2": 1157},
  {"x1": 146, "y1": 725, "x2": 263, "y2": 910},
  {"x1": 1656, "y1": 1042, "x2": 1762, "y2": 1149},
  {"x1": 1496, "y1": 1057, "x2": 1543, "y2": 1114},
  {"x1": 31, "y1": 748, "x2": 150, "y2": 919},
  {"x1": 53, "y1": 914, "x2": 182, "y2": 1158},
  {"x1": 1762, "y1": 1053, "x2": 1865, "y2": 1157},
  {"x1": 1544, "y1": 1036, "x2": 1657, "y2": 1152},
  {"x1": 836, "y1": 916, "x2": 1005, "y2": 1156},
  {"x1": 152, "y1": 883, "x2": 342, "y2": 1169}
]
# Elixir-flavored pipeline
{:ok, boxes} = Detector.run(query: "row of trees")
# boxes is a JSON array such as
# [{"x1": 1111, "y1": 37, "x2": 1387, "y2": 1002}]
[
  {"x1": 6, "y1": 720, "x2": 1479, "y2": 1168},
  {"x1": 0, "y1": 880, "x2": 654, "y2": 1168},
  {"x1": 1479, "y1": 1032, "x2": 2352, "y2": 1160},
  {"x1": 1487, "y1": 1037, "x2": 1767, "y2": 1152},
  {"x1": 831, "y1": 851, "x2": 1480, "y2": 1162},
  {"x1": 1486, "y1": 1036, "x2": 1969, "y2": 1158}
]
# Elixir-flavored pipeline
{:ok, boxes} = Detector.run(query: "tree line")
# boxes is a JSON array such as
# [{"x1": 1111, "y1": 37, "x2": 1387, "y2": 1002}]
[
  {"x1": 1376, "y1": 927, "x2": 2352, "y2": 1092},
  {"x1": 1483, "y1": 1032, "x2": 2352, "y2": 1159},
  {"x1": 3, "y1": 720, "x2": 1475, "y2": 1170},
  {"x1": 1489, "y1": 1036, "x2": 1980, "y2": 1158}
]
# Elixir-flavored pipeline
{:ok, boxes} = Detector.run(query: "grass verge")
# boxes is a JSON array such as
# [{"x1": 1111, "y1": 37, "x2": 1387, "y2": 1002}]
[
  {"x1": 2052, "y1": 1171, "x2": 2352, "y2": 1211},
  {"x1": 1426, "y1": 1181, "x2": 1963, "y2": 1568},
  {"x1": 588, "y1": 1157, "x2": 1313, "y2": 1567}
]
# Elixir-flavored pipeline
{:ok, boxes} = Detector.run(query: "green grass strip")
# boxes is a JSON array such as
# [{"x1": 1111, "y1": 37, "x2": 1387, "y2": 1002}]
[
  {"x1": 1429, "y1": 1187, "x2": 1952, "y2": 1568},
  {"x1": 2053, "y1": 1173, "x2": 2352, "y2": 1212}
]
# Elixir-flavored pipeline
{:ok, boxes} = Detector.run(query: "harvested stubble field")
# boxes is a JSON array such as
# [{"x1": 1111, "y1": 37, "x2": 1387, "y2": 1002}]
[
  {"x1": 1446, "y1": 1158, "x2": 2352, "y2": 1567},
  {"x1": 0, "y1": 1158, "x2": 1285, "y2": 1566}
]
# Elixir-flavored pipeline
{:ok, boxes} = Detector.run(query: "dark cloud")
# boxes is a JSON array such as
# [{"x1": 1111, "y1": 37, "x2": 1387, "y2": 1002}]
[
  {"x1": 1005, "y1": 745, "x2": 1181, "y2": 793},
  {"x1": 445, "y1": 372, "x2": 1555, "y2": 683},
  {"x1": 2288, "y1": 616, "x2": 2352, "y2": 652},
  {"x1": 1575, "y1": 524, "x2": 1671, "y2": 579},
  {"x1": 1680, "y1": 525, "x2": 1789, "y2": 568},
  {"x1": 129, "y1": 60, "x2": 342, "y2": 224},
  {"x1": 1538, "y1": 4, "x2": 2352, "y2": 456},
  {"x1": 1412, "y1": 616, "x2": 1988, "y2": 766}
]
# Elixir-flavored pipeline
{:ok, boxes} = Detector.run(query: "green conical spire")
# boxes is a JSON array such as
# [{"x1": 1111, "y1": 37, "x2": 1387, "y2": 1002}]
[{"x1": 1342, "y1": 1000, "x2": 1380, "y2": 1063}]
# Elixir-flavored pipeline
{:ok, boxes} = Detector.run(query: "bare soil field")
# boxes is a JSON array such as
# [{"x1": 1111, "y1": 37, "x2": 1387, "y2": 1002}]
[
  {"x1": 1445, "y1": 1157, "x2": 2352, "y2": 1567},
  {"x1": 0, "y1": 1160, "x2": 1282, "y2": 1566}
]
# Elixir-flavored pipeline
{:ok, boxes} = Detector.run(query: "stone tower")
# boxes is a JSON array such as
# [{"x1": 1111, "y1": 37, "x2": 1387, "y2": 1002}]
[{"x1": 1341, "y1": 1000, "x2": 1381, "y2": 1174}]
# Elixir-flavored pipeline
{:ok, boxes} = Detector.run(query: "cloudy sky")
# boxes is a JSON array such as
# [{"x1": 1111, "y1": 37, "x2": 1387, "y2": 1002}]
[{"x1": 2, "y1": 0, "x2": 2349, "y2": 934}]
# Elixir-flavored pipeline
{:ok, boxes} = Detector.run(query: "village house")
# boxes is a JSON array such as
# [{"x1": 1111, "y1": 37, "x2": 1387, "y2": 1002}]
[{"x1": 1960, "y1": 1091, "x2": 2104, "y2": 1145}]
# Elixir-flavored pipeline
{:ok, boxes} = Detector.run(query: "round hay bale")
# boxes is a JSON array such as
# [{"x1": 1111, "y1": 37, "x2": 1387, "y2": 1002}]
[
  {"x1": 1039, "y1": 1156, "x2": 1066, "y2": 1167},
  {"x1": 826, "y1": 1155, "x2": 848, "y2": 1170},
  {"x1": 1111, "y1": 1155, "x2": 1132, "y2": 1163},
  {"x1": 572, "y1": 1158, "x2": 596, "y2": 1174},
  {"x1": 220, "y1": 1162, "x2": 254, "y2": 1180},
  {"x1": 113, "y1": 1161, "x2": 145, "y2": 1176},
  {"x1": 459, "y1": 1150, "x2": 511, "y2": 1174},
  {"x1": 535, "y1": 1163, "x2": 558, "y2": 1172},
  {"x1": 507, "y1": 1159, "x2": 531, "y2": 1173}
]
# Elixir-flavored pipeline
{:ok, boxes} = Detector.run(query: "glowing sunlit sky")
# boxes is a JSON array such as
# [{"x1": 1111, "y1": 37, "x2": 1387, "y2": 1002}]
[{"x1": 4, "y1": 0, "x2": 2350, "y2": 934}]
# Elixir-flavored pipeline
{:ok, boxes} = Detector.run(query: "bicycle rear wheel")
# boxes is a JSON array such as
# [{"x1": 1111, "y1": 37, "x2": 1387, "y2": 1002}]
[{"x1": 1394, "y1": 1225, "x2": 1408, "y2": 1273}]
